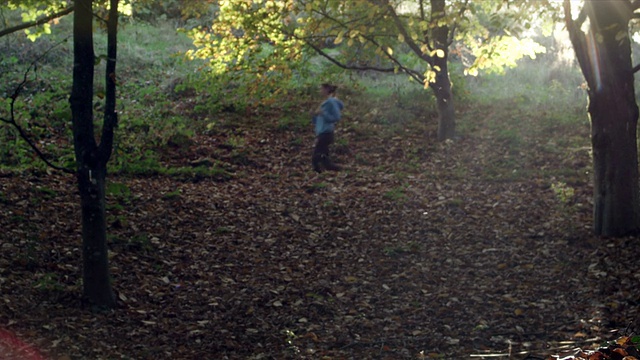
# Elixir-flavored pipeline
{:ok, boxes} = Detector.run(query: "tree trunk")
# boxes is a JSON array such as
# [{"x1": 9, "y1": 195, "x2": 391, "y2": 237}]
[
  {"x1": 431, "y1": 0, "x2": 455, "y2": 141},
  {"x1": 433, "y1": 58, "x2": 455, "y2": 141},
  {"x1": 590, "y1": 91, "x2": 639, "y2": 236},
  {"x1": 70, "y1": 0, "x2": 116, "y2": 309},
  {"x1": 78, "y1": 164, "x2": 115, "y2": 308},
  {"x1": 565, "y1": 0, "x2": 640, "y2": 236}
]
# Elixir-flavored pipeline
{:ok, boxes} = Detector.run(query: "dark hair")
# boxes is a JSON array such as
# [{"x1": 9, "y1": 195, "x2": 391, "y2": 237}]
[{"x1": 321, "y1": 83, "x2": 338, "y2": 94}]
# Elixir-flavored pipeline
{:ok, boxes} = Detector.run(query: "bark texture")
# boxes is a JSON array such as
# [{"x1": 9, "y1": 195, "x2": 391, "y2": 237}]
[
  {"x1": 431, "y1": 0, "x2": 455, "y2": 141},
  {"x1": 565, "y1": 0, "x2": 640, "y2": 236},
  {"x1": 70, "y1": 0, "x2": 117, "y2": 309}
]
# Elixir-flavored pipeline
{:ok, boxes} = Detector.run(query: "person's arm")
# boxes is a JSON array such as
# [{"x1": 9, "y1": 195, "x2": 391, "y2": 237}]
[{"x1": 321, "y1": 100, "x2": 341, "y2": 123}]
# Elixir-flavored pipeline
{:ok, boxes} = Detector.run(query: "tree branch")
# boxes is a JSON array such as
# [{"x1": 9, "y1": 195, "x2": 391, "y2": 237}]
[
  {"x1": 633, "y1": 63, "x2": 640, "y2": 73},
  {"x1": 301, "y1": 4, "x2": 426, "y2": 82},
  {"x1": 98, "y1": 0, "x2": 119, "y2": 164},
  {"x1": 448, "y1": 0, "x2": 470, "y2": 45},
  {"x1": 575, "y1": 6, "x2": 588, "y2": 29},
  {"x1": 0, "y1": 5, "x2": 74, "y2": 38},
  {"x1": 383, "y1": 2, "x2": 433, "y2": 65},
  {"x1": 0, "y1": 39, "x2": 75, "y2": 174},
  {"x1": 302, "y1": 38, "x2": 424, "y2": 83},
  {"x1": 563, "y1": 0, "x2": 595, "y2": 87}
]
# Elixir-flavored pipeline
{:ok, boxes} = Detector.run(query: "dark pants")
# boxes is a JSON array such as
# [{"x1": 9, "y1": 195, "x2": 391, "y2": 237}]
[{"x1": 312, "y1": 132, "x2": 339, "y2": 172}]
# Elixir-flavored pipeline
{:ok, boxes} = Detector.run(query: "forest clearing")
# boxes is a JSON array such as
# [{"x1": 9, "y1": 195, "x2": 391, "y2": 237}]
[
  {"x1": 2, "y1": 78, "x2": 639, "y2": 358},
  {"x1": 3, "y1": 1, "x2": 640, "y2": 359}
]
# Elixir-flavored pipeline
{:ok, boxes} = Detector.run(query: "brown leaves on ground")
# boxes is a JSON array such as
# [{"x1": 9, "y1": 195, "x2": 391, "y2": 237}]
[
  {"x1": 551, "y1": 336, "x2": 640, "y2": 360},
  {"x1": 1, "y1": 107, "x2": 640, "y2": 360}
]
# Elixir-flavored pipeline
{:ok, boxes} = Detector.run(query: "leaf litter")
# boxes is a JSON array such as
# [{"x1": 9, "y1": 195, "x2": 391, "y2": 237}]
[{"x1": 1, "y1": 107, "x2": 639, "y2": 359}]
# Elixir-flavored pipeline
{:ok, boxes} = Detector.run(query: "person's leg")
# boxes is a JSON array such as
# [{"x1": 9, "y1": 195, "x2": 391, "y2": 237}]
[
  {"x1": 321, "y1": 133, "x2": 341, "y2": 171},
  {"x1": 312, "y1": 134, "x2": 330, "y2": 172}
]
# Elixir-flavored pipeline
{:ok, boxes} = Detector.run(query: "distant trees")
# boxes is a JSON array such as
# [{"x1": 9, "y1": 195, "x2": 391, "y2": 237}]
[
  {"x1": 187, "y1": 0, "x2": 545, "y2": 141},
  {"x1": 563, "y1": 0, "x2": 640, "y2": 237},
  {"x1": 1, "y1": 0, "x2": 120, "y2": 308}
]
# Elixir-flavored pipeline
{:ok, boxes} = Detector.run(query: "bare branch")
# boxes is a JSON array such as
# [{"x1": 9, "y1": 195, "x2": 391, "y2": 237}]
[
  {"x1": 0, "y1": 6, "x2": 73, "y2": 38},
  {"x1": 633, "y1": 63, "x2": 640, "y2": 73},
  {"x1": 575, "y1": 6, "x2": 588, "y2": 28},
  {"x1": 563, "y1": 0, "x2": 595, "y2": 87},
  {"x1": 302, "y1": 38, "x2": 424, "y2": 83},
  {"x1": 0, "y1": 39, "x2": 75, "y2": 174}
]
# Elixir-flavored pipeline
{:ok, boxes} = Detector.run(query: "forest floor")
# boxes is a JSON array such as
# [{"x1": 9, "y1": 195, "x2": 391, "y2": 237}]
[{"x1": 1, "y1": 98, "x2": 640, "y2": 360}]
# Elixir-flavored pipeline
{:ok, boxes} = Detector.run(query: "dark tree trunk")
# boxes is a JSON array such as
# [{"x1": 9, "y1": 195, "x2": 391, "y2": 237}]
[
  {"x1": 431, "y1": 0, "x2": 455, "y2": 141},
  {"x1": 70, "y1": 0, "x2": 116, "y2": 309},
  {"x1": 565, "y1": 0, "x2": 640, "y2": 236},
  {"x1": 78, "y1": 163, "x2": 114, "y2": 308},
  {"x1": 433, "y1": 56, "x2": 455, "y2": 141}
]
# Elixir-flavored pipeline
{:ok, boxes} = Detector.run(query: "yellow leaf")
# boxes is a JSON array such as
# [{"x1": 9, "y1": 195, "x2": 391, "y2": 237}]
[
  {"x1": 616, "y1": 336, "x2": 630, "y2": 345},
  {"x1": 398, "y1": 33, "x2": 405, "y2": 42},
  {"x1": 465, "y1": 67, "x2": 479, "y2": 77},
  {"x1": 514, "y1": 308, "x2": 524, "y2": 316}
]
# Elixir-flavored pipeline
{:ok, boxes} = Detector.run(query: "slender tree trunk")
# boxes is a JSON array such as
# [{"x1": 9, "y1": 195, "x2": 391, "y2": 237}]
[
  {"x1": 70, "y1": 0, "x2": 116, "y2": 309},
  {"x1": 433, "y1": 57, "x2": 455, "y2": 141},
  {"x1": 78, "y1": 164, "x2": 114, "y2": 308},
  {"x1": 565, "y1": 0, "x2": 640, "y2": 236},
  {"x1": 431, "y1": 0, "x2": 455, "y2": 141}
]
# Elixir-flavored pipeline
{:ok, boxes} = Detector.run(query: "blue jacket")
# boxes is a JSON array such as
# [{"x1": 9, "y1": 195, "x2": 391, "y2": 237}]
[{"x1": 312, "y1": 97, "x2": 344, "y2": 136}]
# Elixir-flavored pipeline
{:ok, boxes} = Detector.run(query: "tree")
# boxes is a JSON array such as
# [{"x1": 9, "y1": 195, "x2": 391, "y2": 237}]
[
  {"x1": 1, "y1": 0, "x2": 120, "y2": 308},
  {"x1": 563, "y1": 0, "x2": 640, "y2": 237},
  {"x1": 71, "y1": 0, "x2": 119, "y2": 308},
  {"x1": 187, "y1": 0, "x2": 545, "y2": 141},
  {"x1": 2, "y1": 0, "x2": 73, "y2": 39}
]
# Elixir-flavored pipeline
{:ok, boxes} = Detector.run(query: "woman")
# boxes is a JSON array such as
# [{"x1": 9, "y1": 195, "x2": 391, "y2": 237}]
[{"x1": 311, "y1": 83, "x2": 344, "y2": 173}]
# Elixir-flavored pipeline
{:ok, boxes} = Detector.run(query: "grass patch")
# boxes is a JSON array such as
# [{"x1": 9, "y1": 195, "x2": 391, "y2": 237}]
[
  {"x1": 384, "y1": 185, "x2": 407, "y2": 202},
  {"x1": 277, "y1": 116, "x2": 309, "y2": 132},
  {"x1": 162, "y1": 189, "x2": 182, "y2": 200}
]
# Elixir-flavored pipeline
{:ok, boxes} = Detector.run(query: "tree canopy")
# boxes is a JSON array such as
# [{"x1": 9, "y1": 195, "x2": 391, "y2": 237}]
[{"x1": 187, "y1": 0, "x2": 548, "y2": 86}]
